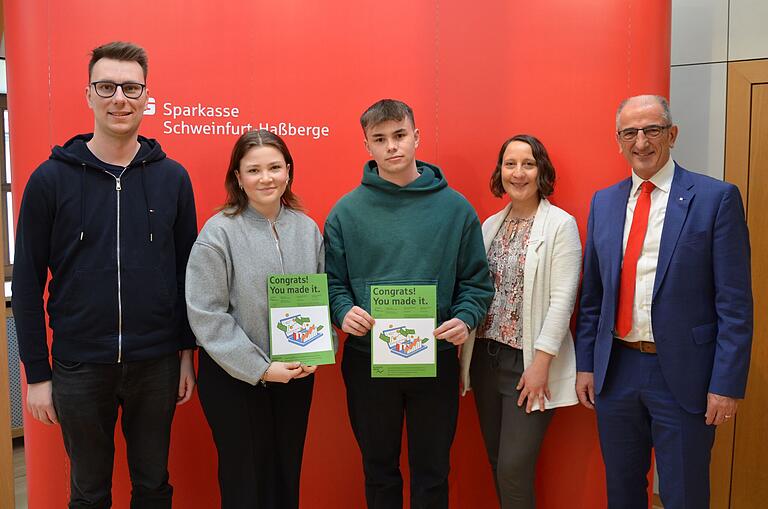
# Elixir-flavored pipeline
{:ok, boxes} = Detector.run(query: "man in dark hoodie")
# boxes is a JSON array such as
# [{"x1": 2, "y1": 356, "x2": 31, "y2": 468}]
[
  {"x1": 325, "y1": 99, "x2": 493, "y2": 508},
  {"x1": 12, "y1": 41, "x2": 197, "y2": 508}
]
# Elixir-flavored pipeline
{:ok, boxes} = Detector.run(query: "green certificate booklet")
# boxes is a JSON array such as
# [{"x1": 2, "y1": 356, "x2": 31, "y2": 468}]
[
  {"x1": 268, "y1": 274, "x2": 335, "y2": 365},
  {"x1": 370, "y1": 285, "x2": 437, "y2": 378}
]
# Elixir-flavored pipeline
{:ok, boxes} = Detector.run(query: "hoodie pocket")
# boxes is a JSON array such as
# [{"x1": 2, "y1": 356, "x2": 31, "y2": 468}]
[
  {"x1": 61, "y1": 269, "x2": 119, "y2": 338},
  {"x1": 121, "y1": 267, "x2": 176, "y2": 335}
]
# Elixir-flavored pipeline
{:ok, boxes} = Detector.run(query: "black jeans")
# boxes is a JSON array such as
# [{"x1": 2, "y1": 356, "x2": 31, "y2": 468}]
[
  {"x1": 197, "y1": 348, "x2": 314, "y2": 509},
  {"x1": 342, "y1": 344, "x2": 459, "y2": 509},
  {"x1": 52, "y1": 353, "x2": 180, "y2": 509}
]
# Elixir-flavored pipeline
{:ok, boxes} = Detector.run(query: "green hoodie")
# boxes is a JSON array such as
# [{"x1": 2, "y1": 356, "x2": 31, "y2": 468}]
[{"x1": 324, "y1": 160, "x2": 494, "y2": 353}]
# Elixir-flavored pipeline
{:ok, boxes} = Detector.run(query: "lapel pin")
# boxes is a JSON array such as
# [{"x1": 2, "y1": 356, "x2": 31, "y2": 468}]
[{"x1": 678, "y1": 197, "x2": 684, "y2": 201}]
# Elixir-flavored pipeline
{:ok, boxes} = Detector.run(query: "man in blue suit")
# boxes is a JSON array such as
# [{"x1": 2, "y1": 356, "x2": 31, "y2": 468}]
[{"x1": 575, "y1": 95, "x2": 752, "y2": 509}]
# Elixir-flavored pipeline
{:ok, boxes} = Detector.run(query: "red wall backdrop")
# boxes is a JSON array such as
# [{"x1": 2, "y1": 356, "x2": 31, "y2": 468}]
[{"x1": 4, "y1": 1, "x2": 670, "y2": 507}]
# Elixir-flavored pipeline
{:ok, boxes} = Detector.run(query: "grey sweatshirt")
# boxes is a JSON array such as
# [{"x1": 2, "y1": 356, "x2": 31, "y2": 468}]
[{"x1": 185, "y1": 206, "x2": 324, "y2": 385}]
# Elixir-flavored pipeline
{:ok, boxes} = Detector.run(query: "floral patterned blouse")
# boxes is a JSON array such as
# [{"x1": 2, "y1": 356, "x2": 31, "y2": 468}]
[{"x1": 476, "y1": 213, "x2": 535, "y2": 349}]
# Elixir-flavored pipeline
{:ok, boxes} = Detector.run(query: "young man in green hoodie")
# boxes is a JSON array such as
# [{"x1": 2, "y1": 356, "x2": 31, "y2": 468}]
[{"x1": 325, "y1": 99, "x2": 493, "y2": 508}]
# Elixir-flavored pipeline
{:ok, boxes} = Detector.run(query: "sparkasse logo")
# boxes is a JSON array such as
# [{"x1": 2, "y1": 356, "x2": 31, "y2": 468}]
[{"x1": 144, "y1": 97, "x2": 156, "y2": 116}]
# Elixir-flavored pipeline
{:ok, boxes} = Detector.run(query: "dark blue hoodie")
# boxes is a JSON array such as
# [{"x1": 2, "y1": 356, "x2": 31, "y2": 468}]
[{"x1": 12, "y1": 134, "x2": 198, "y2": 383}]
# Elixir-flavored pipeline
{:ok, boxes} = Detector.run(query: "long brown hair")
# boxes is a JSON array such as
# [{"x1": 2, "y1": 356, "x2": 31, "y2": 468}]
[{"x1": 222, "y1": 129, "x2": 302, "y2": 216}]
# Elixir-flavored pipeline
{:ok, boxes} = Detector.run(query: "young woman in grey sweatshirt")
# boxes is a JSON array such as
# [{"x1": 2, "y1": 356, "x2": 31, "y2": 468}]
[{"x1": 186, "y1": 130, "x2": 323, "y2": 509}]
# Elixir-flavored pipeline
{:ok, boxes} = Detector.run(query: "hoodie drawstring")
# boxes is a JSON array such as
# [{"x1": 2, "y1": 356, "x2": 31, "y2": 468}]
[
  {"x1": 79, "y1": 164, "x2": 86, "y2": 241},
  {"x1": 78, "y1": 159, "x2": 154, "y2": 244},
  {"x1": 140, "y1": 161, "x2": 154, "y2": 242}
]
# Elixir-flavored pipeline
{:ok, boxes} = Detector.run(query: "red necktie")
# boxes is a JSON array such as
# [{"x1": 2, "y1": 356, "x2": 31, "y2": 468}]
[{"x1": 615, "y1": 180, "x2": 655, "y2": 338}]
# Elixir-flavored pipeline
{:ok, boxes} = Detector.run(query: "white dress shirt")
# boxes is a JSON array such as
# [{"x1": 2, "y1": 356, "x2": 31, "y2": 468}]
[{"x1": 620, "y1": 157, "x2": 675, "y2": 342}]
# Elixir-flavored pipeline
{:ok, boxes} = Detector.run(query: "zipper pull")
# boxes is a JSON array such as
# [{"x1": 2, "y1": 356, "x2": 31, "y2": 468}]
[{"x1": 116, "y1": 178, "x2": 122, "y2": 191}]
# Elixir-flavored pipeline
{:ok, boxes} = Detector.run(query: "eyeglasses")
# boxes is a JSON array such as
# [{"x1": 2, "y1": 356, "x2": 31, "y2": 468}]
[
  {"x1": 617, "y1": 124, "x2": 671, "y2": 142},
  {"x1": 90, "y1": 81, "x2": 146, "y2": 99}
]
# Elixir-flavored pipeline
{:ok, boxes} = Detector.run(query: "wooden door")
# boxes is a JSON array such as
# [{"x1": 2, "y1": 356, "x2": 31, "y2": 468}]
[
  {"x1": 0, "y1": 93, "x2": 15, "y2": 508},
  {"x1": 0, "y1": 6, "x2": 14, "y2": 501},
  {"x1": 711, "y1": 58, "x2": 768, "y2": 509}
]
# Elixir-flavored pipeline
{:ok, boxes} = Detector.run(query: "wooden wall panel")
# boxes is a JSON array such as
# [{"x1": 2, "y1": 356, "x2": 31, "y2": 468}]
[
  {"x1": 731, "y1": 81, "x2": 768, "y2": 509},
  {"x1": 721, "y1": 59, "x2": 768, "y2": 509}
]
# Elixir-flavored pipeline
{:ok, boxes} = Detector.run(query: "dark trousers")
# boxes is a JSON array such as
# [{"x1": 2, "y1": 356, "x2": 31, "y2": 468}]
[
  {"x1": 197, "y1": 349, "x2": 314, "y2": 509},
  {"x1": 51, "y1": 353, "x2": 180, "y2": 509},
  {"x1": 470, "y1": 339, "x2": 553, "y2": 509},
  {"x1": 342, "y1": 344, "x2": 459, "y2": 509},
  {"x1": 595, "y1": 344, "x2": 716, "y2": 509}
]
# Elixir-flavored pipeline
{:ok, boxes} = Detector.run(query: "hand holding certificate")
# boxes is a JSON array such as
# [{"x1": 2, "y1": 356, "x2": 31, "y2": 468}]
[
  {"x1": 433, "y1": 317, "x2": 470, "y2": 345},
  {"x1": 370, "y1": 285, "x2": 437, "y2": 378},
  {"x1": 341, "y1": 306, "x2": 375, "y2": 336}
]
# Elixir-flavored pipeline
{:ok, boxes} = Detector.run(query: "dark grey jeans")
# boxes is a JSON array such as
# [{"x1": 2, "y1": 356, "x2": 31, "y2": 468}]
[
  {"x1": 52, "y1": 353, "x2": 180, "y2": 509},
  {"x1": 470, "y1": 339, "x2": 553, "y2": 509}
]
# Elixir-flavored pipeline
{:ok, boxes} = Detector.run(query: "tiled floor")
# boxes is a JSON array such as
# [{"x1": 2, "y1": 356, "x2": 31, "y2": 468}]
[{"x1": 13, "y1": 437, "x2": 27, "y2": 509}]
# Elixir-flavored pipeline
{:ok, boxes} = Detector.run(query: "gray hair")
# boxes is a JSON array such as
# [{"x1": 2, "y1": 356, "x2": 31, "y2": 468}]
[{"x1": 615, "y1": 95, "x2": 672, "y2": 130}]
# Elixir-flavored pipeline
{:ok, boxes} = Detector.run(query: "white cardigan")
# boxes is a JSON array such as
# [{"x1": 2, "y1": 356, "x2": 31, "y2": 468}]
[{"x1": 460, "y1": 199, "x2": 581, "y2": 410}]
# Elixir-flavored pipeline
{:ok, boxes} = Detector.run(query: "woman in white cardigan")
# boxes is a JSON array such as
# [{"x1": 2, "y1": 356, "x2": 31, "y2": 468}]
[{"x1": 460, "y1": 134, "x2": 581, "y2": 509}]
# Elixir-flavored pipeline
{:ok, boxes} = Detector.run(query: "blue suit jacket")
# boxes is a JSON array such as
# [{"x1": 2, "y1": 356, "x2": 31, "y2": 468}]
[{"x1": 575, "y1": 163, "x2": 753, "y2": 413}]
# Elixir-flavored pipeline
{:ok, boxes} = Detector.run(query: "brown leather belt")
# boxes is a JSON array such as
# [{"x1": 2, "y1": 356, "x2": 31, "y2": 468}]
[{"x1": 614, "y1": 337, "x2": 657, "y2": 354}]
